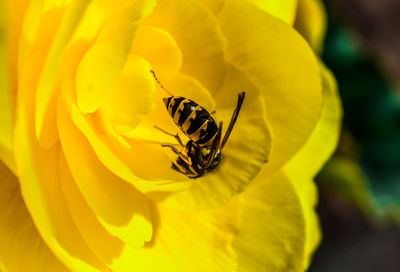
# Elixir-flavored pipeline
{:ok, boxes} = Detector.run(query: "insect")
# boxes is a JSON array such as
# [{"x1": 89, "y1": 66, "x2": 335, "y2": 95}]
[{"x1": 150, "y1": 70, "x2": 245, "y2": 178}]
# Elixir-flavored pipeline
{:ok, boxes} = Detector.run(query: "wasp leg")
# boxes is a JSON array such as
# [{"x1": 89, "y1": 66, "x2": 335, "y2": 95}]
[
  {"x1": 210, "y1": 110, "x2": 216, "y2": 115},
  {"x1": 161, "y1": 144, "x2": 191, "y2": 165},
  {"x1": 154, "y1": 126, "x2": 184, "y2": 146},
  {"x1": 171, "y1": 158, "x2": 198, "y2": 178},
  {"x1": 204, "y1": 122, "x2": 223, "y2": 169},
  {"x1": 171, "y1": 162, "x2": 188, "y2": 176}
]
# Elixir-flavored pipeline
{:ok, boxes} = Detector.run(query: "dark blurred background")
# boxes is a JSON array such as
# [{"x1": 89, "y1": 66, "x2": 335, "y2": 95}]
[{"x1": 309, "y1": 0, "x2": 400, "y2": 271}]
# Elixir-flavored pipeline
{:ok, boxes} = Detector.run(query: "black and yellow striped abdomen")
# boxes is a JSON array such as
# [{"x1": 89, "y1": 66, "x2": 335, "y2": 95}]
[{"x1": 163, "y1": 96, "x2": 218, "y2": 146}]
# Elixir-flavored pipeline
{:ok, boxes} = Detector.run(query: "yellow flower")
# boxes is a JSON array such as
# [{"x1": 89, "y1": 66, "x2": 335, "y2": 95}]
[{"x1": 0, "y1": 0, "x2": 341, "y2": 271}]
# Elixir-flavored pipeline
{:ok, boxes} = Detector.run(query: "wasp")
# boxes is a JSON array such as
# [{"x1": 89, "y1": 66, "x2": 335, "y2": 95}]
[{"x1": 151, "y1": 70, "x2": 245, "y2": 178}]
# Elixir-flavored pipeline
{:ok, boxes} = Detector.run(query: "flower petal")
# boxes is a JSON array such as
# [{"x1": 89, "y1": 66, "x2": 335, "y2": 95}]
[
  {"x1": 286, "y1": 174, "x2": 321, "y2": 270},
  {"x1": 0, "y1": 52, "x2": 14, "y2": 170},
  {"x1": 14, "y1": 50, "x2": 108, "y2": 272},
  {"x1": 0, "y1": 161, "x2": 68, "y2": 272},
  {"x1": 294, "y1": 0, "x2": 327, "y2": 54},
  {"x1": 34, "y1": 0, "x2": 92, "y2": 150},
  {"x1": 58, "y1": 95, "x2": 154, "y2": 249},
  {"x1": 132, "y1": 26, "x2": 182, "y2": 79},
  {"x1": 18, "y1": 0, "x2": 66, "y2": 64},
  {"x1": 0, "y1": 5, "x2": 12, "y2": 170},
  {"x1": 60, "y1": 153, "x2": 158, "y2": 271},
  {"x1": 98, "y1": 54, "x2": 156, "y2": 133},
  {"x1": 59, "y1": 152, "x2": 181, "y2": 271},
  {"x1": 247, "y1": 0, "x2": 298, "y2": 24},
  {"x1": 150, "y1": 66, "x2": 272, "y2": 210},
  {"x1": 233, "y1": 170, "x2": 306, "y2": 271},
  {"x1": 218, "y1": 0, "x2": 323, "y2": 173},
  {"x1": 145, "y1": 0, "x2": 227, "y2": 94},
  {"x1": 284, "y1": 64, "x2": 342, "y2": 180},
  {"x1": 283, "y1": 64, "x2": 342, "y2": 268},
  {"x1": 107, "y1": 200, "x2": 240, "y2": 271},
  {"x1": 59, "y1": 147, "x2": 239, "y2": 272},
  {"x1": 195, "y1": 0, "x2": 298, "y2": 25},
  {"x1": 150, "y1": 201, "x2": 240, "y2": 271},
  {"x1": 76, "y1": 0, "x2": 156, "y2": 114},
  {"x1": 0, "y1": 0, "x2": 30, "y2": 172}
]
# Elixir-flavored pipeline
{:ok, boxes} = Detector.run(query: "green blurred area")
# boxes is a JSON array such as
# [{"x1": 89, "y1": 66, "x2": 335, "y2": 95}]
[{"x1": 318, "y1": 20, "x2": 400, "y2": 222}]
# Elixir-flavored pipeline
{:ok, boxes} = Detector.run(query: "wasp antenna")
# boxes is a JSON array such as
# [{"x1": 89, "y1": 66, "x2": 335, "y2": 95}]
[
  {"x1": 150, "y1": 70, "x2": 174, "y2": 96},
  {"x1": 219, "y1": 91, "x2": 245, "y2": 151}
]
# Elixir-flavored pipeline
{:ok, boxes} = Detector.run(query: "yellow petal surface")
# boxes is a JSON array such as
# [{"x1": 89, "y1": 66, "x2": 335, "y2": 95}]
[
  {"x1": 2, "y1": 0, "x2": 30, "y2": 121},
  {"x1": 0, "y1": 161, "x2": 68, "y2": 272},
  {"x1": 59, "y1": 152, "x2": 180, "y2": 271},
  {"x1": 14, "y1": 46, "x2": 107, "y2": 271},
  {"x1": 59, "y1": 153, "x2": 124, "y2": 266},
  {"x1": 145, "y1": 0, "x2": 227, "y2": 94},
  {"x1": 233, "y1": 170, "x2": 306, "y2": 272},
  {"x1": 284, "y1": 64, "x2": 342, "y2": 268},
  {"x1": 34, "y1": 0, "x2": 91, "y2": 149},
  {"x1": 287, "y1": 175, "x2": 321, "y2": 270},
  {"x1": 194, "y1": 0, "x2": 225, "y2": 14},
  {"x1": 149, "y1": 66, "x2": 272, "y2": 210},
  {"x1": 0, "y1": 0, "x2": 30, "y2": 172},
  {"x1": 196, "y1": 0, "x2": 298, "y2": 25},
  {"x1": 131, "y1": 26, "x2": 182, "y2": 79},
  {"x1": 218, "y1": 0, "x2": 323, "y2": 173},
  {"x1": 99, "y1": 54, "x2": 156, "y2": 133},
  {"x1": 13, "y1": 128, "x2": 106, "y2": 272},
  {"x1": 247, "y1": 0, "x2": 299, "y2": 24},
  {"x1": 76, "y1": 0, "x2": 156, "y2": 114},
  {"x1": 144, "y1": 170, "x2": 307, "y2": 272},
  {"x1": 59, "y1": 146, "x2": 239, "y2": 272},
  {"x1": 18, "y1": 0, "x2": 64, "y2": 66},
  {"x1": 285, "y1": 64, "x2": 342, "y2": 180},
  {"x1": 109, "y1": 199, "x2": 240, "y2": 272},
  {"x1": 151, "y1": 201, "x2": 240, "y2": 272},
  {"x1": 0, "y1": 4, "x2": 14, "y2": 172},
  {"x1": 58, "y1": 96, "x2": 154, "y2": 249},
  {"x1": 294, "y1": 0, "x2": 327, "y2": 54}
]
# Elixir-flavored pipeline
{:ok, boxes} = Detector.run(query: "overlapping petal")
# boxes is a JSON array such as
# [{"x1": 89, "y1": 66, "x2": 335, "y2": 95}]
[
  {"x1": 131, "y1": 26, "x2": 182, "y2": 78},
  {"x1": 217, "y1": 0, "x2": 323, "y2": 173},
  {"x1": 58, "y1": 97, "x2": 154, "y2": 249},
  {"x1": 76, "y1": 0, "x2": 156, "y2": 114},
  {"x1": 284, "y1": 63, "x2": 342, "y2": 268},
  {"x1": 247, "y1": 0, "x2": 298, "y2": 24},
  {"x1": 294, "y1": 0, "x2": 327, "y2": 54},
  {"x1": 14, "y1": 52, "x2": 108, "y2": 270},
  {"x1": 34, "y1": 0, "x2": 91, "y2": 149},
  {"x1": 0, "y1": 0, "x2": 30, "y2": 172},
  {"x1": 145, "y1": 0, "x2": 227, "y2": 93},
  {"x1": 0, "y1": 5, "x2": 12, "y2": 163},
  {"x1": 285, "y1": 64, "x2": 342, "y2": 180},
  {"x1": 196, "y1": 0, "x2": 298, "y2": 24},
  {"x1": 0, "y1": 161, "x2": 68, "y2": 272},
  {"x1": 233, "y1": 170, "x2": 306, "y2": 272}
]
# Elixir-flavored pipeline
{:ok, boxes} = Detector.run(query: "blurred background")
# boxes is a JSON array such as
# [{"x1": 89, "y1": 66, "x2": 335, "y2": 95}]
[{"x1": 309, "y1": 0, "x2": 400, "y2": 271}]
